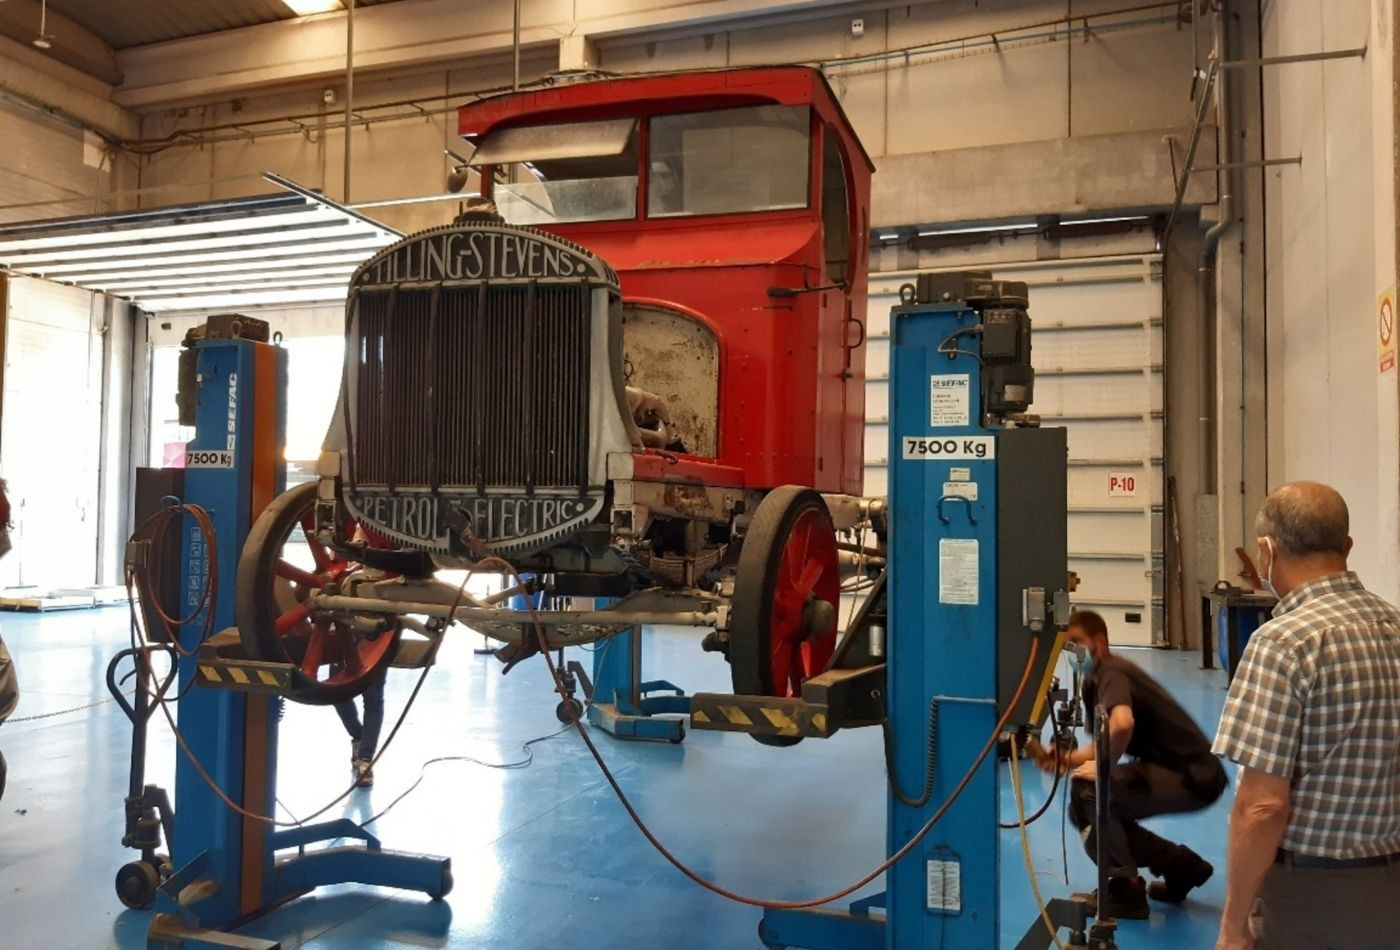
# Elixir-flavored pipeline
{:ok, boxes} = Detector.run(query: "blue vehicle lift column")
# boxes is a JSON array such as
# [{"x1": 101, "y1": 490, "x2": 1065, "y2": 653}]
[
  {"x1": 758, "y1": 273, "x2": 1067, "y2": 949},
  {"x1": 135, "y1": 317, "x2": 450, "y2": 950}
]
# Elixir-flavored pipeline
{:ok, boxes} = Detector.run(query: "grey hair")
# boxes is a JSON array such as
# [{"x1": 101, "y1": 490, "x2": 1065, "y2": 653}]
[{"x1": 1253, "y1": 482, "x2": 1349, "y2": 557}]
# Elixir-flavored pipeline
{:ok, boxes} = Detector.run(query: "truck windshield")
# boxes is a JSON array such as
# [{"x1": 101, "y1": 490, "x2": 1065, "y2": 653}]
[
  {"x1": 474, "y1": 118, "x2": 640, "y2": 225},
  {"x1": 647, "y1": 105, "x2": 811, "y2": 218}
]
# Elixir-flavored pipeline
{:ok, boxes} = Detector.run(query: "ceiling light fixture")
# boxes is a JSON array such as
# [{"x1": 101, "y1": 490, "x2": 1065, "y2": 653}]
[
  {"x1": 282, "y1": 0, "x2": 345, "y2": 15},
  {"x1": 32, "y1": 0, "x2": 54, "y2": 49}
]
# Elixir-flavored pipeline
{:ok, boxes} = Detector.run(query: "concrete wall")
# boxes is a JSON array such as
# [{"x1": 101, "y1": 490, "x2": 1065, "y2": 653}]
[
  {"x1": 0, "y1": 35, "x2": 138, "y2": 222},
  {"x1": 1261, "y1": 0, "x2": 1399, "y2": 599},
  {"x1": 131, "y1": 1, "x2": 1210, "y2": 229}
]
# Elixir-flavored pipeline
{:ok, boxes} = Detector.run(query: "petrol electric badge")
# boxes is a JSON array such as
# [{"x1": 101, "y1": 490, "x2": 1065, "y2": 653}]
[{"x1": 346, "y1": 490, "x2": 605, "y2": 556}]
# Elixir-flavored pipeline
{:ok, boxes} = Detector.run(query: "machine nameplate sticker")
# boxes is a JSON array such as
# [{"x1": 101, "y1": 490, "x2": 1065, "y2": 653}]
[
  {"x1": 943, "y1": 481, "x2": 978, "y2": 501},
  {"x1": 929, "y1": 375, "x2": 970, "y2": 427},
  {"x1": 926, "y1": 858, "x2": 963, "y2": 913},
  {"x1": 902, "y1": 436, "x2": 996, "y2": 460},
  {"x1": 948, "y1": 467, "x2": 972, "y2": 482},
  {"x1": 187, "y1": 450, "x2": 235, "y2": 469},
  {"x1": 938, "y1": 538, "x2": 979, "y2": 606}
]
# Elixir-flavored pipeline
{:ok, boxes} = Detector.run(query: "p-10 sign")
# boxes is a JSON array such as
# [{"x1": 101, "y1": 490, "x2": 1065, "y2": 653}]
[{"x1": 1108, "y1": 472, "x2": 1139, "y2": 497}]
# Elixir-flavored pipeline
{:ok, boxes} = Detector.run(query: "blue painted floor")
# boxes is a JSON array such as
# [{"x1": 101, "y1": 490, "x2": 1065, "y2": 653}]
[{"x1": 0, "y1": 607, "x2": 1235, "y2": 948}]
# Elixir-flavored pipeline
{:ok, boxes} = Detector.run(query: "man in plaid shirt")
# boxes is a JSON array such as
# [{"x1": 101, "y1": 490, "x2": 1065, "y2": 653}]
[{"x1": 1213, "y1": 482, "x2": 1400, "y2": 949}]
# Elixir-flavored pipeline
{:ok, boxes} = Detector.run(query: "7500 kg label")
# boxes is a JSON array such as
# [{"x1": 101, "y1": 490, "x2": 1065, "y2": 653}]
[
  {"x1": 187, "y1": 450, "x2": 235, "y2": 469},
  {"x1": 902, "y1": 436, "x2": 996, "y2": 460}
]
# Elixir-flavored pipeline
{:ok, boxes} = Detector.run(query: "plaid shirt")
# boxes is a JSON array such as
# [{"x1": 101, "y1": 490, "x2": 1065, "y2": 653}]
[{"x1": 1213, "y1": 572, "x2": 1400, "y2": 858}]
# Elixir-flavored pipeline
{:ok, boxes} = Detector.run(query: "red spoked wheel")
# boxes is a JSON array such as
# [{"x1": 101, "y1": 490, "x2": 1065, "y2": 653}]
[
  {"x1": 236, "y1": 481, "x2": 399, "y2": 705},
  {"x1": 729, "y1": 486, "x2": 841, "y2": 747}
]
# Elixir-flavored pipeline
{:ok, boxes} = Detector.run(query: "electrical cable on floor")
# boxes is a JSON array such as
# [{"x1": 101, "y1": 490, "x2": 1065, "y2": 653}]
[
  {"x1": 1010, "y1": 734, "x2": 1071, "y2": 950},
  {"x1": 478, "y1": 553, "x2": 1040, "y2": 911},
  {"x1": 5, "y1": 696, "x2": 117, "y2": 724},
  {"x1": 360, "y1": 724, "x2": 571, "y2": 828}
]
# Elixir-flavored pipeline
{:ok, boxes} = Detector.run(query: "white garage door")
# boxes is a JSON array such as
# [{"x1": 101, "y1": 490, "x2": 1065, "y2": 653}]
[
  {"x1": 863, "y1": 254, "x2": 1164, "y2": 646},
  {"x1": 0, "y1": 276, "x2": 104, "y2": 590}
]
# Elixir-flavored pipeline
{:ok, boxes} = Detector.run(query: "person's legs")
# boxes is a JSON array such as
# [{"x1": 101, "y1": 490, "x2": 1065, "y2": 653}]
[
  {"x1": 1108, "y1": 761, "x2": 1218, "y2": 902},
  {"x1": 1070, "y1": 775, "x2": 1142, "y2": 880},
  {"x1": 333, "y1": 698, "x2": 363, "y2": 758},
  {"x1": 357, "y1": 670, "x2": 387, "y2": 760}
]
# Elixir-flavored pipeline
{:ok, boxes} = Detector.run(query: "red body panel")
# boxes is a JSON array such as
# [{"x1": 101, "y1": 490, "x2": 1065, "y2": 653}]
[{"x1": 458, "y1": 67, "x2": 873, "y2": 497}]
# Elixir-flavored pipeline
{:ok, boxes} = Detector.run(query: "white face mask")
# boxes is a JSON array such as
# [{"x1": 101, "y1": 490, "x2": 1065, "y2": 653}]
[{"x1": 1259, "y1": 537, "x2": 1279, "y2": 599}]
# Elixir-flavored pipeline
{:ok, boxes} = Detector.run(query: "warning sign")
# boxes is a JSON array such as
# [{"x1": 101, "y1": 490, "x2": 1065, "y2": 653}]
[
  {"x1": 938, "y1": 538, "x2": 979, "y2": 606},
  {"x1": 1379, "y1": 287, "x2": 1396, "y2": 374}
]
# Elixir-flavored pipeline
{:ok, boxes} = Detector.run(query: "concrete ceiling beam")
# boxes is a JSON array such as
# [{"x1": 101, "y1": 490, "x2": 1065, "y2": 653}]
[
  {"x1": 112, "y1": 0, "x2": 908, "y2": 109},
  {"x1": 0, "y1": 0, "x2": 121, "y2": 86}
]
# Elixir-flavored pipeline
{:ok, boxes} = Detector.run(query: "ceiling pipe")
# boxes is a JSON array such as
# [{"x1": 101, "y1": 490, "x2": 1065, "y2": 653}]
[
  {"x1": 343, "y1": 0, "x2": 355, "y2": 204},
  {"x1": 1198, "y1": 2, "x2": 1235, "y2": 497}
]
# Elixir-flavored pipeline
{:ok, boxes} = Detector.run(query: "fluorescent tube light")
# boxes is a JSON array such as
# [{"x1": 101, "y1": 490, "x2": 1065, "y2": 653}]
[{"x1": 283, "y1": 0, "x2": 344, "y2": 15}]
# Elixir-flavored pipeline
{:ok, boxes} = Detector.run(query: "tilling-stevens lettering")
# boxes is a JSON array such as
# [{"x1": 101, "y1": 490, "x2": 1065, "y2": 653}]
[{"x1": 366, "y1": 231, "x2": 593, "y2": 285}]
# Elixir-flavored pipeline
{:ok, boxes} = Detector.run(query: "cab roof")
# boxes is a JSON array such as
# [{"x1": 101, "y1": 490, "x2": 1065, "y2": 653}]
[{"x1": 457, "y1": 65, "x2": 874, "y2": 173}]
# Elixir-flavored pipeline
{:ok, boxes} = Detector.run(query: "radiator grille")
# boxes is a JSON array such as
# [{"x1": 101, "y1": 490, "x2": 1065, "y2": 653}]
[{"x1": 352, "y1": 283, "x2": 593, "y2": 490}]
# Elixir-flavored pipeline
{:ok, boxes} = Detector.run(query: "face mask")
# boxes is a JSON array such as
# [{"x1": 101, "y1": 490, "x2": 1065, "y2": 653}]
[{"x1": 1259, "y1": 537, "x2": 1279, "y2": 599}]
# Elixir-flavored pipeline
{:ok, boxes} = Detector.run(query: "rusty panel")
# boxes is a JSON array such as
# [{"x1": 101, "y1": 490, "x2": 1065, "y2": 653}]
[{"x1": 621, "y1": 304, "x2": 718, "y2": 457}]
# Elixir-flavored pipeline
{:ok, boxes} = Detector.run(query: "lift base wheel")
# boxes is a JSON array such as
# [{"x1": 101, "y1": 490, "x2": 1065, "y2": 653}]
[
  {"x1": 115, "y1": 860, "x2": 160, "y2": 910},
  {"x1": 555, "y1": 698, "x2": 584, "y2": 723},
  {"x1": 237, "y1": 481, "x2": 399, "y2": 705},
  {"x1": 729, "y1": 486, "x2": 841, "y2": 747}
]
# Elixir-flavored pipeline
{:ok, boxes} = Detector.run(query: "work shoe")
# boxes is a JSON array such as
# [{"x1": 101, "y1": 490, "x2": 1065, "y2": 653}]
[
  {"x1": 1086, "y1": 876, "x2": 1150, "y2": 920},
  {"x1": 1147, "y1": 850, "x2": 1214, "y2": 904},
  {"x1": 353, "y1": 757, "x2": 374, "y2": 788}
]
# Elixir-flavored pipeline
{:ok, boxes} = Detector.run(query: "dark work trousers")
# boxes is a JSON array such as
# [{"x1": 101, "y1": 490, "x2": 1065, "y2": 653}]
[
  {"x1": 1253, "y1": 860, "x2": 1400, "y2": 949},
  {"x1": 332, "y1": 668, "x2": 387, "y2": 759},
  {"x1": 1068, "y1": 759, "x2": 1226, "y2": 879}
]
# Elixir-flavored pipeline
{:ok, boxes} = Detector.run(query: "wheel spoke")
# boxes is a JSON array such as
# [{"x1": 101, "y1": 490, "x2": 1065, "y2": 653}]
[
  {"x1": 301, "y1": 622, "x2": 330, "y2": 676},
  {"x1": 275, "y1": 559, "x2": 320, "y2": 590},
  {"x1": 794, "y1": 560, "x2": 824, "y2": 598},
  {"x1": 298, "y1": 513, "x2": 334, "y2": 572},
  {"x1": 276, "y1": 603, "x2": 310, "y2": 635},
  {"x1": 770, "y1": 639, "x2": 793, "y2": 699}
]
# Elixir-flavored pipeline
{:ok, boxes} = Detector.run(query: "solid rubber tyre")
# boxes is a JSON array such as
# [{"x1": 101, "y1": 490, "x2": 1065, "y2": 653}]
[{"x1": 729, "y1": 486, "x2": 841, "y2": 747}]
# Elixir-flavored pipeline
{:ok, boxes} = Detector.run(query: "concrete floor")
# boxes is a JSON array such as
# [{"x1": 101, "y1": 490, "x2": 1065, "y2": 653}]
[{"x1": 0, "y1": 606, "x2": 1235, "y2": 948}]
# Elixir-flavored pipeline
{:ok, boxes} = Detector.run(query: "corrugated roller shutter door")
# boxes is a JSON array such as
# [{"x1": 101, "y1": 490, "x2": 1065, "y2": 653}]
[{"x1": 864, "y1": 255, "x2": 1164, "y2": 646}]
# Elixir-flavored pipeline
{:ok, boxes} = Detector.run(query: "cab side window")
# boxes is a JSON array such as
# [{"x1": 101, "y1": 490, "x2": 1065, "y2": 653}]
[{"x1": 821, "y1": 129, "x2": 852, "y2": 287}]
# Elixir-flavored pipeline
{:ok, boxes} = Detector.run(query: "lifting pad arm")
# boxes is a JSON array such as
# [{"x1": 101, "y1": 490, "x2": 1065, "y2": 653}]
[{"x1": 690, "y1": 664, "x2": 886, "y2": 740}]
